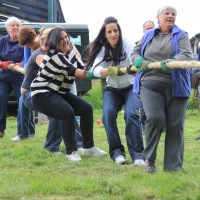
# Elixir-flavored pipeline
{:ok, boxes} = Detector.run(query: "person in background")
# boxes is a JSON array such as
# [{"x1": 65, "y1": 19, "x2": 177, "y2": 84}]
[
  {"x1": 132, "y1": 5, "x2": 192, "y2": 173},
  {"x1": 139, "y1": 20, "x2": 155, "y2": 134},
  {"x1": 143, "y1": 20, "x2": 155, "y2": 32},
  {"x1": 20, "y1": 26, "x2": 40, "y2": 69},
  {"x1": 135, "y1": 20, "x2": 155, "y2": 45},
  {"x1": 198, "y1": 43, "x2": 200, "y2": 61},
  {"x1": 11, "y1": 26, "x2": 39, "y2": 141},
  {"x1": 196, "y1": 43, "x2": 200, "y2": 140},
  {"x1": 86, "y1": 16, "x2": 144, "y2": 165},
  {"x1": 0, "y1": 16, "x2": 24, "y2": 138},
  {"x1": 31, "y1": 27, "x2": 107, "y2": 161}
]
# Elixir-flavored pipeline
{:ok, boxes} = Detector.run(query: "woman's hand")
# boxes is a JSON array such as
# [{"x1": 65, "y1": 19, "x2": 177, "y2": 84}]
[{"x1": 75, "y1": 68, "x2": 87, "y2": 78}]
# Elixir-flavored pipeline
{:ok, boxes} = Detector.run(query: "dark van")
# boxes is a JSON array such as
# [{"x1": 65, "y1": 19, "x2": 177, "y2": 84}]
[{"x1": 0, "y1": 22, "x2": 91, "y2": 106}]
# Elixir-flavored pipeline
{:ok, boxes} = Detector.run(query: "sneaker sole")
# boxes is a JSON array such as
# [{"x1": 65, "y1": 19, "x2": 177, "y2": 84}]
[{"x1": 66, "y1": 156, "x2": 82, "y2": 162}]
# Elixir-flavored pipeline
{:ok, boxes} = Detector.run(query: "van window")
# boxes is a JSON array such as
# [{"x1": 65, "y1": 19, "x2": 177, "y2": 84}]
[
  {"x1": 70, "y1": 34, "x2": 82, "y2": 58},
  {"x1": 70, "y1": 34, "x2": 81, "y2": 46}
]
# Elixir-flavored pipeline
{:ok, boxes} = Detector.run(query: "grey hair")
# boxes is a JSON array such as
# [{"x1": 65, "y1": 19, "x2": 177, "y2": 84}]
[
  {"x1": 5, "y1": 16, "x2": 22, "y2": 30},
  {"x1": 157, "y1": 5, "x2": 177, "y2": 17},
  {"x1": 143, "y1": 20, "x2": 155, "y2": 29}
]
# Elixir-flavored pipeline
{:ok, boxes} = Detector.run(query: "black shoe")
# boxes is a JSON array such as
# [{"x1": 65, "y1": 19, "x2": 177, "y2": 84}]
[
  {"x1": 196, "y1": 136, "x2": 200, "y2": 140},
  {"x1": 145, "y1": 161, "x2": 156, "y2": 174},
  {"x1": 0, "y1": 131, "x2": 5, "y2": 138}
]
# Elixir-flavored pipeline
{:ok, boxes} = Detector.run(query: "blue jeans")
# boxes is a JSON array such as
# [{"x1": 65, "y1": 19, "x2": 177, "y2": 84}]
[
  {"x1": 0, "y1": 79, "x2": 22, "y2": 132},
  {"x1": 44, "y1": 116, "x2": 83, "y2": 152},
  {"x1": 22, "y1": 90, "x2": 83, "y2": 152},
  {"x1": 17, "y1": 96, "x2": 35, "y2": 137},
  {"x1": 102, "y1": 86, "x2": 144, "y2": 162},
  {"x1": 32, "y1": 92, "x2": 93, "y2": 154},
  {"x1": 22, "y1": 90, "x2": 38, "y2": 112}
]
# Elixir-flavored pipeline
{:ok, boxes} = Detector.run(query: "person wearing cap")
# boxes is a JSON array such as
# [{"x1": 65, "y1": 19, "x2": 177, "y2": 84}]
[{"x1": 0, "y1": 16, "x2": 24, "y2": 138}]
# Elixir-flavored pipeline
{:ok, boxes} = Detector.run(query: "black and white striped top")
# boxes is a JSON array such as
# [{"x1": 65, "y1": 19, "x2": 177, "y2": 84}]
[{"x1": 31, "y1": 49, "x2": 84, "y2": 96}]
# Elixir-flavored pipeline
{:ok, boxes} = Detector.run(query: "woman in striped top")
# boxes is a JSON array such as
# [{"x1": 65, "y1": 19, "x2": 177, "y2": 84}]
[{"x1": 31, "y1": 27, "x2": 107, "y2": 161}]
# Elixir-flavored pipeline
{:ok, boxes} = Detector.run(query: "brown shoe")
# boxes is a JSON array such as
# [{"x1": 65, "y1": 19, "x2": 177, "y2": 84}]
[{"x1": 0, "y1": 131, "x2": 5, "y2": 138}]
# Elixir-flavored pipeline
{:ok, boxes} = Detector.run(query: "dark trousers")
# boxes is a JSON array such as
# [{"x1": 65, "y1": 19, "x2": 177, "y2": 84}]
[
  {"x1": 22, "y1": 90, "x2": 83, "y2": 152},
  {"x1": 0, "y1": 79, "x2": 22, "y2": 131},
  {"x1": 44, "y1": 116, "x2": 83, "y2": 152},
  {"x1": 32, "y1": 92, "x2": 94, "y2": 154},
  {"x1": 140, "y1": 80, "x2": 188, "y2": 171}
]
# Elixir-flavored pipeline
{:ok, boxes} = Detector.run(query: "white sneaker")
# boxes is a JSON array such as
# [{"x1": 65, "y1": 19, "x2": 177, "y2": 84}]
[
  {"x1": 78, "y1": 147, "x2": 84, "y2": 154},
  {"x1": 66, "y1": 151, "x2": 81, "y2": 162},
  {"x1": 115, "y1": 155, "x2": 127, "y2": 164},
  {"x1": 11, "y1": 135, "x2": 21, "y2": 141},
  {"x1": 133, "y1": 159, "x2": 145, "y2": 166},
  {"x1": 81, "y1": 146, "x2": 107, "y2": 157}
]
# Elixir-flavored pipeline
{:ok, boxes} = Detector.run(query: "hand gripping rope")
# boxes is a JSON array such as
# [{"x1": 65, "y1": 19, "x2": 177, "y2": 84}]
[
  {"x1": 0, "y1": 62, "x2": 25, "y2": 74},
  {"x1": 120, "y1": 61, "x2": 200, "y2": 74}
]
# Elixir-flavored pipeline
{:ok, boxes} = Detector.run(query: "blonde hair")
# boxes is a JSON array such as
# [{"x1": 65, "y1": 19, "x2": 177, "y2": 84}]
[
  {"x1": 37, "y1": 27, "x2": 53, "y2": 45},
  {"x1": 40, "y1": 28, "x2": 53, "y2": 40}
]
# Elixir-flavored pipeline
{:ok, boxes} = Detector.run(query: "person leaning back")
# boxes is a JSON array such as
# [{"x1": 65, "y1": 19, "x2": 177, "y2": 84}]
[
  {"x1": 132, "y1": 5, "x2": 192, "y2": 173},
  {"x1": 0, "y1": 16, "x2": 24, "y2": 138},
  {"x1": 31, "y1": 27, "x2": 107, "y2": 161},
  {"x1": 86, "y1": 16, "x2": 144, "y2": 165}
]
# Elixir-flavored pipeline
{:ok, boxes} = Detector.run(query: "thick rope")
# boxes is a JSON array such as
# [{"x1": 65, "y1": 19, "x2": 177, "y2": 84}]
[
  {"x1": 8, "y1": 64, "x2": 25, "y2": 74},
  {"x1": 148, "y1": 61, "x2": 200, "y2": 69},
  {"x1": 123, "y1": 61, "x2": 200, "y2": 73},
  {"x1": 5, "y1": 61, "x2": 198, "y2": 76}
]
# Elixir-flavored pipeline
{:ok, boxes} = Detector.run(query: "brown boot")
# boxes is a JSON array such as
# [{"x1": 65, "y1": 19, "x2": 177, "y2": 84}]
[{"x1": 0, "y1": 131, "x2": 5, "y2": 138}]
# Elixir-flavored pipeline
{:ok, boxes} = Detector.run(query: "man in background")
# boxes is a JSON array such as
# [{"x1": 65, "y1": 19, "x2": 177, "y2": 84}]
[
  {"x1": 143, "y1": 20, "x2": 155, "y2": 32},
  {"x1": 137, "y1": 20, "x2": 155, "y2": 134}
]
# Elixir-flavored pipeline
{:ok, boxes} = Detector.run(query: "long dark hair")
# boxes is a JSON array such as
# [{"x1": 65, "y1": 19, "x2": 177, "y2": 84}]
[
  {"x1": 86, "y1": 16, "x2": 123, "y2": 67},
  {"x1": 46, "y1": 27, "x2": 69, "y2": 53}
]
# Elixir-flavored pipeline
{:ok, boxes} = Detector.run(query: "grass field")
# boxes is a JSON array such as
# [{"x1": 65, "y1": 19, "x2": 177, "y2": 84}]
[{"x1": 0, "y1": 108, "x2": 200, "y2": 200}]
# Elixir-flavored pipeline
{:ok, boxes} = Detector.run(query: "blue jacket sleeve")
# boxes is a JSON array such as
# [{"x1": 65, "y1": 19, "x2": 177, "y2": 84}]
[{"x1": 24, "y1": 46, "x2": 32, "y2": 69}]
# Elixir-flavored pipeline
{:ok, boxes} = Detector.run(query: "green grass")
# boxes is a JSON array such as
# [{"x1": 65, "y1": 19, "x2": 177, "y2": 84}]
[{"x1": 1, "y1": 108, "x2": 200, "y2": 200}]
